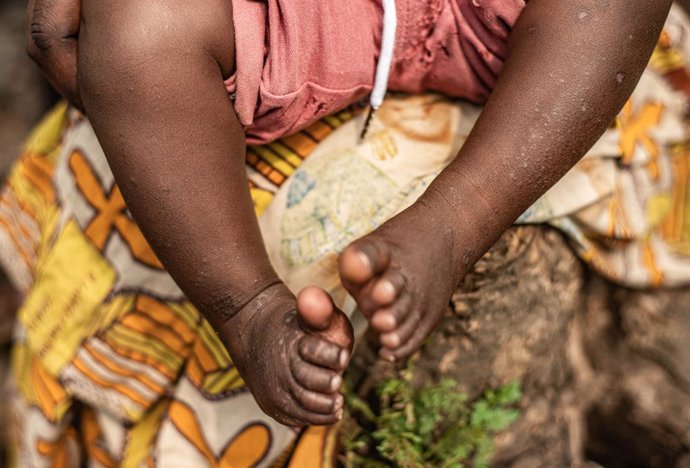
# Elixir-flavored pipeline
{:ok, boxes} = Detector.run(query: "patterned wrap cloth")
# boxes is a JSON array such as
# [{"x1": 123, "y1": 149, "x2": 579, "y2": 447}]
[{"x1": 4, "y1": 4, "x2": 690, "y2": 467}]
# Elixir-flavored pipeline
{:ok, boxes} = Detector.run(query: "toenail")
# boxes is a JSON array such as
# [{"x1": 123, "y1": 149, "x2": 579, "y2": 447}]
[
  {"x1": 383, "y1": 314, "x2": 396, "y2": 328},
  {"x1": 373, "y1": 312, "x2": 395, "y2": 330},
  {"x1": 384, "y1": 334, "x2": 400, "y2": 348},
  {"x1": 357, "y1": 251, "x2": 371, "y2": 270},
  {"x1": 380, "y1": 281, "x2": 395, "y2": 300},
  {"x1": 380, "y1": 350, "x2": 396, "y2": 362},
  {"x1": 330, "y1": 375, "x2": 343, "y2": 392},
  {"x1": 339, "y1": 349, "x2": 349, "y2": 368}
]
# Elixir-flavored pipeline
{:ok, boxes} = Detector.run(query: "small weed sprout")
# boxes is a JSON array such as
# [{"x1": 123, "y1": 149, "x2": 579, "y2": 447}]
[{"x1": 340, "y1": 368, "x2": 521, "y2": 468}]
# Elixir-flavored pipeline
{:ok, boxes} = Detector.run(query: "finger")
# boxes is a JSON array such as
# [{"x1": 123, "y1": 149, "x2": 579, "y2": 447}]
[
  {"x1": 28, "y1": 0, "x2": 81, "y2": 47},
  {"x1": 41, "y1": 44, "x2": 81, "y2": 108},
  {"x1": 291, "y1": 357, "x2": 343, "y2": 394},
  {"x1": 370, "y1": 292, "x2": 413, "y2": 333},
  {"x1": 298, "y1": 335, "x2": 349, "y2": 371}
]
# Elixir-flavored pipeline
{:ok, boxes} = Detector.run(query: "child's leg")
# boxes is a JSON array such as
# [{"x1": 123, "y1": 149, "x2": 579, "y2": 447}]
[
  {"x1": 78, "y1": 0, "x2": 352, "y2": 426},
  {"x1": 341, "y1": 0, "x2": 671, "y2": 361}
]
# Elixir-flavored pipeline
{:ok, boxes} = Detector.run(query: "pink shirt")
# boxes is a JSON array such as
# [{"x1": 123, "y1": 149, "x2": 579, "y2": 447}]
[{"x1": 226, "y1": 0, "x2": 526, "y2": 144}]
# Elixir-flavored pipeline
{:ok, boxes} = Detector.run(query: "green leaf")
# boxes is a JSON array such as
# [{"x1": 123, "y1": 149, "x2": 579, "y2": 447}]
[
  {"x1": 340, "y1": 376, "x2": 522, "y2": 467},
  {"x1": 472, "y1": 435, "x2": 495, "y2": 468}
]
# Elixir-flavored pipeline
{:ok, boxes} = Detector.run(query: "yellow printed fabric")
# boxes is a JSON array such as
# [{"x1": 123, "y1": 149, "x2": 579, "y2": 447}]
[
  {"x1": 3, "y1": 104, "x2": 352, "y2": 467},
  {"x1": 5, "y1": 4, "x2": 690, "y2": 467}
]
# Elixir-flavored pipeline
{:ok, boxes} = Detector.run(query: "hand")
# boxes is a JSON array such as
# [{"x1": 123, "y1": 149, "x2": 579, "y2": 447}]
[{"x1": 26, "y1": 0, "x2": 82, "y2": 109}]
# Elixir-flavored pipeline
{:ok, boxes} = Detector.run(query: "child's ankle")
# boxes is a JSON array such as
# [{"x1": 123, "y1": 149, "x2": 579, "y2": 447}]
[{"x1": 204, "y1": 277, "x2": 286, "y2": 332}]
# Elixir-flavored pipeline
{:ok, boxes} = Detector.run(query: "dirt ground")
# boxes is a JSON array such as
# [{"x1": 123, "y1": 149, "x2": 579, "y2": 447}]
[
  {"x1": 3, "y1": 1, "x2": 690, "y2": 467},
  {"x1": 350, "y1": 226, "x2": 690, "y2": 467}
]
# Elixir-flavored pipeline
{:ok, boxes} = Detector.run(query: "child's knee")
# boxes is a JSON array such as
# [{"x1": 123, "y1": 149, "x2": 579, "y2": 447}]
[{"x1": 79, "y1": 0, "x2": 235, "y2": 100}]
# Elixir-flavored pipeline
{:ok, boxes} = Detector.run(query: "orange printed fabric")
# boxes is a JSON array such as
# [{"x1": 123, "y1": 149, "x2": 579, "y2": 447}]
[{"x1": 1, "y1": 103, "x2": 352, "y2": 467}]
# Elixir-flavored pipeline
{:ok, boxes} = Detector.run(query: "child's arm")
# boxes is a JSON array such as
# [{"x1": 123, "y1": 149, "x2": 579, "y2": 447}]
[
  {"x1": 340, "y1": 0, "x2": 672, "y2": 361},
  {"x1": 427, "y1": 0, "x2": 672, "y2": 267},
  {"x1": 79, "y1": 0, "x2": 352, "y2": 426}
]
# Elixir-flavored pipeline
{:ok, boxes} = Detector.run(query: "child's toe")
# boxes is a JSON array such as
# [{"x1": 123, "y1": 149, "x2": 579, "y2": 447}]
[
  {"x1": 290, "y1": 358, "x2": 342, "y2": 394},
  {"x1": 385, "y1": 315, "x2": 438, "y2": 361},
  {"x1": 340, "y1": 240, "x2": 390, "y2": 286},
  {"x1": 379, "y1": 309, "x2": 420, "y2": 357},
  {"x1": 298, "y1": 335, "x2": 350, "y2": 371},
  {"x1": 290, "y1": 383, "x2": 340, "y2": 415},
  {"x1": 297, "y1": 286, "x2": 334, "y2": 331},
  {"x1": 370, "y1": 270, "x2": 405, "y2": 306},
  {"x1": 284, "y1": 404, "x2": 340, "y2": 427},
  {"x1": 370, "y1": 293, "x2": 412, "y2": 333}
]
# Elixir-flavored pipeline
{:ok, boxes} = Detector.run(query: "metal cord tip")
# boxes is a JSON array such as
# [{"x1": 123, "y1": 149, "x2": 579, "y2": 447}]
[{"x1": 359, "y1": 106, "x2": 376, "y2": 142}]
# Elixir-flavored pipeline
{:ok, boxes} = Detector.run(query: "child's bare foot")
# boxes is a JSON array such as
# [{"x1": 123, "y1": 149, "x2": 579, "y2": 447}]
[
  {"x1": 339, "y1": 203, "x2": 463, "y2": 362},
  {"x1": 217, "y1": 283, "x2": 353, "y2": 427}
]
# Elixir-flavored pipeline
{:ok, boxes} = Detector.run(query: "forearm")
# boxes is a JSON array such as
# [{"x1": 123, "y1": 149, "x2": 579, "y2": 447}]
[
  {"x1": 422, "y1": 0, "x2": 671, "y2": 268},
  {"x1": 79, "y1": 0, "x2": 278, "y2": 328}
]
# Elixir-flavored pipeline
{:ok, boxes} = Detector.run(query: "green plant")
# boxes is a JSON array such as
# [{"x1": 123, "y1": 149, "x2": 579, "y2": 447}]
[{"x1": 340, "y1": 369, "x2": 521, "y2": 468}]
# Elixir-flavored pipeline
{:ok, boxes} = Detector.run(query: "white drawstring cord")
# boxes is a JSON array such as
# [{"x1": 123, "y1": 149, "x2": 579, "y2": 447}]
[{"x1": 360, "y1": 0, "x2": 397, "y2": 140}]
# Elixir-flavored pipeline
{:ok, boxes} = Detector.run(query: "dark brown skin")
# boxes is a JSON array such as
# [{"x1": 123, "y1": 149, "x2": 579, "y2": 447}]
[
  {"x1": 77, "y1": 0, "x2": 353, "y2": 427},
  {"x1": 26, "y1": 0, "x2": 82, "y2": 109},
  {"x1": 340, "y1": 0, "x2": 672, "y2": 361},
  {"x1": 31, "y1": 0, "x2": 671, "y2": 426},
  {"x1": 680, "y1": 0, "x2": 690, "y2": 14}
]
